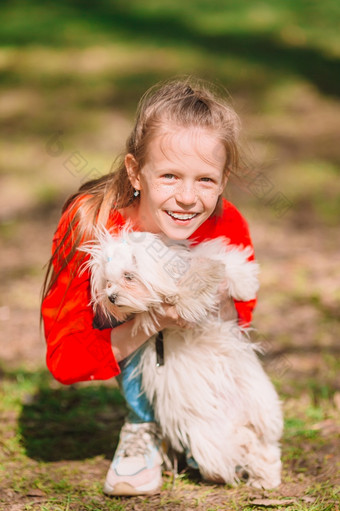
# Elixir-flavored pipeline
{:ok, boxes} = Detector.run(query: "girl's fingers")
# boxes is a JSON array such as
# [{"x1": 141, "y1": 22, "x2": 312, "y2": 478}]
[{"x1": 156, "y1": 303, "x2": 193, "y2": 330}]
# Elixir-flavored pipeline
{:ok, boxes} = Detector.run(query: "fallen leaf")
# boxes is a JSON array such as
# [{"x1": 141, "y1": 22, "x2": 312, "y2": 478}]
[
  {"x1": 301, "y1": 496, "x2": 316, "y2": 503},
  {"x1": 250, "y1": 498, "x2": 296, "y2": 507},
  {"x1": 25, "y1": 489, "x2": 46, "y2": 498}
]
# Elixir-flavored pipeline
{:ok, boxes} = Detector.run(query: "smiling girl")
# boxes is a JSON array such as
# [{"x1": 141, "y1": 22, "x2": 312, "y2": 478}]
[{"x1": 41, "y1": 78, "x2": 256, "y2": 496}]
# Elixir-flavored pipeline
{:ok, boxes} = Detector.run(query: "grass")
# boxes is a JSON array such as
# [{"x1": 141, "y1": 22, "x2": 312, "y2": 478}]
[{"x1": 0, "y1": 365, "x2": 339, "y2": 510}]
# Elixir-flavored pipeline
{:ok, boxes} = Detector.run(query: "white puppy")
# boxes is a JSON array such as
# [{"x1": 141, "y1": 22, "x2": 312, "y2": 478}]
[{"x1": 83, "y1": 228, "x2": 283, "y2": 489}]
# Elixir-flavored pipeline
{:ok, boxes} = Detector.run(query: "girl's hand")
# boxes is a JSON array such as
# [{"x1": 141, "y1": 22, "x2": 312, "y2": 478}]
[
  {"x1": 152, "y1": 294, "x2": 237, "y2": 333},
  {"x1": 155, "y1": 303, "x2": 193, "y2": 330}
]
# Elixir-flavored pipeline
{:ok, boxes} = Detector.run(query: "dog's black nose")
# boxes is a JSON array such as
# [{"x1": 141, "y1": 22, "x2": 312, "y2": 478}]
[{"x1": 108, "y1": 293, "x2": 117, "y2": 304}]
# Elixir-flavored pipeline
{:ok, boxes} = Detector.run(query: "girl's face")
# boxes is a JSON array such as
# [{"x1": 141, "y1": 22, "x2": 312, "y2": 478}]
[{"x1": 126, "y1": 126, "x2": 228, "y2": 240}]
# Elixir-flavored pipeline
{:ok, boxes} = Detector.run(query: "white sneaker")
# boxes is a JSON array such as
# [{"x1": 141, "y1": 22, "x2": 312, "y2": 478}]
[{"x1": 103, "y1": 422, "x2": 163, "y2": 496}]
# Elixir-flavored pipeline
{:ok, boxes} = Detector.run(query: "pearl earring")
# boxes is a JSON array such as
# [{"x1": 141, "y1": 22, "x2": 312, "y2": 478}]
[{"x1": 133, "y1": 189, "x2": 140, "y2": 197}]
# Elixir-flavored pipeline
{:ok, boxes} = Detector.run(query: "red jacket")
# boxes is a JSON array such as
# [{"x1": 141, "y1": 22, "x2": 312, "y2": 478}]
[{"x1": 42, "y1": 197, "x2": 256, "y2": 385}]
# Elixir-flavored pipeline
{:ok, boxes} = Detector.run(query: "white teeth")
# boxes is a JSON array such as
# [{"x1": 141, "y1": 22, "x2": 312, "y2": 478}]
[{"x1": 167, "y1": 211, "x2": 197, "y2": 220}]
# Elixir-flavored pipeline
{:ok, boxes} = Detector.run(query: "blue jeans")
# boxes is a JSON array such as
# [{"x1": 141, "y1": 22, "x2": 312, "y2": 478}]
[
  {"x1": 116, "y1": 343, "x2": 199, "y2": 469},
  {"x1": 116, "y1": 345, "x2": 155, "y2": 423}
]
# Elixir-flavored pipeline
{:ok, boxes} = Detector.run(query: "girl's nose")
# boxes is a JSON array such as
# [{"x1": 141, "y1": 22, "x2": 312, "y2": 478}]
[{"x1": 175, "y1": 182, "x2": 197, "y2": 205}]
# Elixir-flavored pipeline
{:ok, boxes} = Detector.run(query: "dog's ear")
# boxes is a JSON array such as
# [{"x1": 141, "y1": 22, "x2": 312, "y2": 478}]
[{"x1": 175, "y1": 258, "x2": 225, "y2": 322}]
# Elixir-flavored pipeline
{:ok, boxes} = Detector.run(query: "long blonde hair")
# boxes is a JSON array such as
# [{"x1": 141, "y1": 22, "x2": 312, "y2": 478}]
[{"x1": 42, "y1": 77, "x2": 241, "y2": 301}]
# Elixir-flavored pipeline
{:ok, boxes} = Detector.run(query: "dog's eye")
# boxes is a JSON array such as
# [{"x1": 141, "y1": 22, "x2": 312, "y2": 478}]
[{"x1": 124, "y1": 272, "x2": 134, "y2": 281}]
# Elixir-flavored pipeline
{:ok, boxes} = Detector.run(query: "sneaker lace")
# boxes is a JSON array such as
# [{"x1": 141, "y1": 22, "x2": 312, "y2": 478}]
[
  {"x1": 119, "y1": 422, "x2": 178, "y2": 486},
  {"x1": 119, "y1": 422, "x2": 162, "y2": 457}
]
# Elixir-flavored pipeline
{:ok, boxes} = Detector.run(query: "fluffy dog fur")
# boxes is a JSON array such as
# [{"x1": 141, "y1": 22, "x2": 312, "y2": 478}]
[{"x1": 82, "y1": 228, "x2": 283, "y2": 488}]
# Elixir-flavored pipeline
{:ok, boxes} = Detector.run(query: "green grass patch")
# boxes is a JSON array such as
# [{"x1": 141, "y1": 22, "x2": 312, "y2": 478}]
[
  {"x1": 0, "y1": 366, "x2": 339, "y2": 510},
  {"x1": 0, "y1": 0, "x2": 339, "y2": 56},
  {"x1": 0, "y1": 0, "x2": 340, "y2": 98}
]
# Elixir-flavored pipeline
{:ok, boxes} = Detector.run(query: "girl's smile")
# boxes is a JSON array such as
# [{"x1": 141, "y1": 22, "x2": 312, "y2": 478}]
[{"x1": 125, "y1": 126, "x2": 227, "y2": 240}]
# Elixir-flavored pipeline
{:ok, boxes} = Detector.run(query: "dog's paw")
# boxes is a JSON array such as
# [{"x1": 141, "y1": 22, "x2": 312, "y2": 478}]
[{"x1": 223, "y1": 247, "x2": 259, "y2": 301}]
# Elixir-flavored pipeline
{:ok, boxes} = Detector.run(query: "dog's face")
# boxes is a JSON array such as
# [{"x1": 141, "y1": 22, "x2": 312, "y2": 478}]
[
  {"x1": 103, "y1": 240, "x2": 144, "y2": 306},
  {"x1": 83, "y1": 230, "x2": 170, "y2": 322}
]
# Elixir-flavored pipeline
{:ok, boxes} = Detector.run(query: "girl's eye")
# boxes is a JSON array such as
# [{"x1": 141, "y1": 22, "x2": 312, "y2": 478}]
[
  {"x1": 200, "y1": 177, "x2": 213, "y2": 182},
  {"x1": 163, "y1": 173, "x2": 176, "y2": 180},
  {"x1": 124, "y1": 272, "x2": 134, "y2": 281}
]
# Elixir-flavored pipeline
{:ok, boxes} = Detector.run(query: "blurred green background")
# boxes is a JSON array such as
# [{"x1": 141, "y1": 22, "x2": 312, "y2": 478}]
[{"x1": 1, "y1": 0, "x2": 340, "y2": 228}]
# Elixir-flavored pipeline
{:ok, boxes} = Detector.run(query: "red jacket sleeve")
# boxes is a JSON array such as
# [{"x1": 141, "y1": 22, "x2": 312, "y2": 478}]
[
  {"x1": 41, "y1": 202, "x2": 120, "y2": 385},
  {"x1": 190, "y1": 198, "x2": 257, "y2": 326}
]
